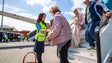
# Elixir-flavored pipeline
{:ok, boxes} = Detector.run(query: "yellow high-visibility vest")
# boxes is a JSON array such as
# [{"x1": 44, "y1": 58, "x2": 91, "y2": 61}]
[{"x1": 35, "y1": 21, "x2": 47, "y2": 42}]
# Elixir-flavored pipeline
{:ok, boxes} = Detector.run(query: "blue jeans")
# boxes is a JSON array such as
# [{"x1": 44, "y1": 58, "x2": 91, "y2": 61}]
[{"x1": 85, "y1": 21, "x2": 98, "y2": 47}]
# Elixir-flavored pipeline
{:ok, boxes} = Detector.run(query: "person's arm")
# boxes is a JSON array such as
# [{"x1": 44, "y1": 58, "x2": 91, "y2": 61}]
[
  {"x1": 79, "y1": 13, "x2": 85, "y2": 25},
  {"x1": 106, "y1": 11, "x2": 112, "y2": 18},
  {"x1": 97, "y1": 2, "x2": 109, "y2": 13},
  {"x1": 40, "y1": 29, "x2": 49, "y2": 33},
  {"x1": 36, "y1": 23, "x2": 49, "y2": 33},
  {"x1": 96, "y1": 2, "x2": 112, "y2": 20},
  {"x1": 47, "y1": 16, "x2": 62, "y2": 40},
  {"x1": 97, "y1": 2, "x2": 112, "y2": 17}
]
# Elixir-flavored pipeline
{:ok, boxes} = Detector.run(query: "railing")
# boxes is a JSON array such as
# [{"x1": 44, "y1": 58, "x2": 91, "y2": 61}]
[{"x1": 28, "y1": 30, "x2": 36, "y2": 41}]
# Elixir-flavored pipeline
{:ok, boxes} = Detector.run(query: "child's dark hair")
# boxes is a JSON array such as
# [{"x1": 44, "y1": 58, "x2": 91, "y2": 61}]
[{"x1": 36, "y1": 13, "x2": 46, "y2": 24}]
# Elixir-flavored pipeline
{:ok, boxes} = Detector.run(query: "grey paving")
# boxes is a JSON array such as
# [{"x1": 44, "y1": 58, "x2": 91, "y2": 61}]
[
  {"x1": 1, "y1": 42, "x2": 95, "y2": 63},
  {"x1": 0, "y1": 42, "x2": 77, "y2": 63}
]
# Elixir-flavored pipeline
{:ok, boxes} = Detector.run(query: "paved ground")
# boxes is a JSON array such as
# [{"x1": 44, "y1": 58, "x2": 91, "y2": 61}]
[
  {"x1": 0, "y1": 42, "x2": 61, "y2": 63},
  {"x1": 0, "y1": 42, "x2": 88, "y2": 63}
]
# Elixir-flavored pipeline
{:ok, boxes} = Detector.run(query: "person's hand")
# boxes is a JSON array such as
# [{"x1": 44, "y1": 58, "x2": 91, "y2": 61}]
[
  {"x1": 106, "y1": 12, "x2": 112, "y2": 18},
  {"x1": 40, "y1": 29, "x2": 49, "y2": 33},
  {"x1": 45, "y1": 37, "x2": 51, "y2": 43},
  {"x1": 47, "y1": 29, "x2": 50, "y2": 32}
]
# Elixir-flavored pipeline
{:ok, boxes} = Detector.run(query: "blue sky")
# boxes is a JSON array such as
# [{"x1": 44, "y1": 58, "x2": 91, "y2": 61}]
[{"x1": 0, "y1": 0, "x2": 85, "y2": 31}]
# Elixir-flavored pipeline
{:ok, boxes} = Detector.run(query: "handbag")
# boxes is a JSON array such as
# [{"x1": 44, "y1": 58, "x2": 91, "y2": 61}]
[{"x1": 23, "y1": 52, "x2": 37, "y2": 63}]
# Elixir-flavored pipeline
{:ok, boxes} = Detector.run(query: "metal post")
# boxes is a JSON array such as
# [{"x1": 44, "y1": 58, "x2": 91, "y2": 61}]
[{"x1": 1, "y1": 0, "x2": 4, "y2": 30}]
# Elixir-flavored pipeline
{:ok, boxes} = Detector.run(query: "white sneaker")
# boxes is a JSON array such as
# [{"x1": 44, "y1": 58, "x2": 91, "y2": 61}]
[{"x1": 87, "y1": 46, "x2": 95, "y2": 50}]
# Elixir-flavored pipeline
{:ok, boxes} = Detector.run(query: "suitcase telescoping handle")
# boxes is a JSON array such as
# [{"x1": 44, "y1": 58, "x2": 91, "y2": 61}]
[{"x1": 23, "y1": 52, "x2": 37, "y2": 63}]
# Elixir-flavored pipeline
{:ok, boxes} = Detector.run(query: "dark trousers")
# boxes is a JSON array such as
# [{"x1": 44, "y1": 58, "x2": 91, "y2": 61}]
[
  {"x1": 59, "y1": 40, "x2": 71, "y2": 63},
  {"x1": 37, "y1": 53, "x2": 42, "y2": 63},
  {"x1": 33, "y1": 41, "x2": 44, "y2": 63}
]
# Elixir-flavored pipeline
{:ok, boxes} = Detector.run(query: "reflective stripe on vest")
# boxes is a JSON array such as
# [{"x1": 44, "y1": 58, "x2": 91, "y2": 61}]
[{"x1": 35, "y1": 21, "x2": 47, "y2": 42}]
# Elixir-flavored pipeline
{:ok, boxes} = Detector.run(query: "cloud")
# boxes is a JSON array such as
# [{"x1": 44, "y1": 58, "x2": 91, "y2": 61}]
[
  {"x1": 5, "y1": 5, "x2": 24, "y2": 13},
  {"x1": 70, "y1": 0, "x2": 86, "y2": 15},
  {"x1": 0, "y1": 17, "x2": 36, "y2": 31},
  {"x1": 71, "y1": 0, "x2": 85, "y2": 9},
  {"x1": 2, "y1": 4, "x2": 36, "y2": 19},
  {"x1": 42, "y1": 4, "x2": 55, "y2": 12},
  {"x1": 24, "y1": 0, "x2": 53, "y2": 7},
  {"x1": 0, "y1": 4, "x2": 37, "y2": 19},
  {"x1": 64, "y1": 0, "x2": 86, "y2": 17},
  {"x1": 0, "y1": 4, "x2": 37, "y2": 31},
  {"x1": 0, "y1": 4, "x2": 25, "y2": 14},
  {"x1": 65, "y1": 11, "x2": 74, "y2": 16},
  {"x1": 24, "y1": 0, "x2": 56, "y2": 12}
]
